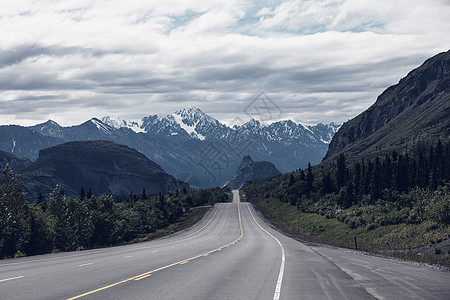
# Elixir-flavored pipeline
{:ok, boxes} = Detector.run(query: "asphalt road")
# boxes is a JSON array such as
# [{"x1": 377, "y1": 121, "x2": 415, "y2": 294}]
[{"x1": 1, "y1": 190, "x2": 449, "y2": 299}]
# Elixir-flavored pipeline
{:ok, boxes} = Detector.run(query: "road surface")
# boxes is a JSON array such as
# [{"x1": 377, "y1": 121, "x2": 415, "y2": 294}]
[{"x1": 1, "y1": 190, "x2": 449, "y2": 299}]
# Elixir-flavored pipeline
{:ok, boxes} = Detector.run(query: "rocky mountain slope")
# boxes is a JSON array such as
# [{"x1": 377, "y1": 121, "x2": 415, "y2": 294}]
[
  {"x1": 18, "y1": 141, "x2": 183, "y2": 199},
  {"x1": 324, "y1": 49, "x2": 450, "y2": 160},
  {"x1": 223, "y1": 155, "x2": 281, "y2": 190},
  {"x1": 0, "y1": 150, "x2": 32, "y2": 171}
]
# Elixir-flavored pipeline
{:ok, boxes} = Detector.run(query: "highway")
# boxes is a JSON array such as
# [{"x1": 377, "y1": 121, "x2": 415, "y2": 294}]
[{"x1": 1, "y1": 190, "x2": 449, "y2": 299}]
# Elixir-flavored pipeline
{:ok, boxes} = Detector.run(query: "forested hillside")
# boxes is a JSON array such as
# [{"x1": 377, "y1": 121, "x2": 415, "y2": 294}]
[
  {"x1": 0, "y1": 166, "x2": 229, "y2": 259},
  {"x1": 243, "y1": 138, "x2": 450, "y2": 265}
]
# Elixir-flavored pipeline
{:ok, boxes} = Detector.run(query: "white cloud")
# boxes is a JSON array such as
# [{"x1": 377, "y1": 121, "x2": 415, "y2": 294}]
[{"x1": 0, "y1": 0, "x2": 449, "y2": 126}]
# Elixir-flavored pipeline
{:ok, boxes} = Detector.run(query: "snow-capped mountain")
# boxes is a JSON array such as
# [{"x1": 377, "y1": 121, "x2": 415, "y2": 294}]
[
  {"x1": 102, "y1": 106, "x2": 339, "y2": 146},
  {"x1": 1, "y1": 107, "x2": 340, "y2": 188},
  {"x1": 29, "y1": 120, "x2": 65, "y2": 139},
  {"x1": 101, "y1": 116, "x2": 145, "y2": 133},
  {"x1": 117, "y1": 106, "x2": 229, "y2": 140}
]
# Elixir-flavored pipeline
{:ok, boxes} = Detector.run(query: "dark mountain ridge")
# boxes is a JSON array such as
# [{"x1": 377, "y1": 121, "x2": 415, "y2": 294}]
[
  {"x1": 324, "y1": 49, "x2": 450, "y2": 160},
  {"x1": 223, "y1": 155, "x2": 281, "y2": 190},
  {"x1": 0, "y1": 150, "x2": 32, "y2": 171},
  {"x1": 18, "y1": 140, "x2": 184, "y2": 199}
]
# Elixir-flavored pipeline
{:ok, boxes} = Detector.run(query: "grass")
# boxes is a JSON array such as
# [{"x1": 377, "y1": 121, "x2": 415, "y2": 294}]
[{"x1": 253, "y1": 197, "x2": 450, "y2": 267}]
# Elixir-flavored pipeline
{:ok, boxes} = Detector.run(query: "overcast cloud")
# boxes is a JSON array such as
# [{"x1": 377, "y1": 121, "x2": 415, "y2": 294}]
[{"x1": 1, "y1": 0, "x2": 449, "y2": 126}]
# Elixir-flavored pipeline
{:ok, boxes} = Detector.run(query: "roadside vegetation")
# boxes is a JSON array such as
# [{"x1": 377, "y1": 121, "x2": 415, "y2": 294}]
[
  {"x1": 0, "y1": 166, "x2": 229, "y2": 259},
  {"x1": 243, "y1": 138, "x2": 450, "y2": 267}
]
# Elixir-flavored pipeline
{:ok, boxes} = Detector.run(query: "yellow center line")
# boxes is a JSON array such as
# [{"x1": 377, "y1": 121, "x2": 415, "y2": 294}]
[
  {"x1": 66, "y1": 203, "x2": 243, "y2": 300},
  {"x1": 134, "y1": 274, "x2": 152, "y2": 281}
]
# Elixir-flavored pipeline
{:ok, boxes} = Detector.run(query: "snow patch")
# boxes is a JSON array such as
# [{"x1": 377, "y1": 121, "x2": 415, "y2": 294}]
[
  {"x1": 102, "y1": 116, "x2": 145, "y2": 133},
  {"x1": 172, "y1": 113, "x2": 206, "y2": 140},
  {"x1": 90, "y1": 118, "x2": 111, "y2": 134}
]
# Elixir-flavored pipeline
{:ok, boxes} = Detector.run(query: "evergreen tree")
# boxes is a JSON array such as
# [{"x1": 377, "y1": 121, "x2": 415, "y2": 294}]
[
  {"x1": 306, "y1": 163, "x2": 314, "y2": 194},
  {"x1": 141, "y1": 188, "x2": 147, "y2": 200},
  {"x1": 395, "y1": 154, "x2": 409, "y2": 192},
  {"x1": 48, "y1": 185, "x2": 71, "y2": 251},
  {"x1": 382, "y1": 155, "x2": 393, "y2": 190},
  {"x1": 336, "y1": 154, "x2": 347, "y2": 188},
  {"x1": 36, "y1": 193, "x2": 45, "y2": 205},
  {"x1": 288, "y1": 174, "x2": 295, "y2": 187},
  {"x1": 80, "y1": 187, "x2": 86, "y2": 201},
  {"x1": 370, "y1": 157, "x2": 382, "y2": 200},
  {"x1": 0, "y1": 166, "x2": 31, "y2": 258},
  {"x1": 353, "y1": 162, "x2": 362, "y2": 197},
  {"x1": 320, "y1": 172, "x2": 333, "y2": 195},
  {"x1": 299, "y1": 169, "x2": 305, "y2": 181}
]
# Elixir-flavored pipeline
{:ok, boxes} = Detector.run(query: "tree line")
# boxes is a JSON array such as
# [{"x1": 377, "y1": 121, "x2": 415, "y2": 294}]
[
  {"x1": 0, "y1": 167, "x2": 229, "y2": 259},
  {"x1": 244, "y1": 138, "x2": 450, "y2": 229}
]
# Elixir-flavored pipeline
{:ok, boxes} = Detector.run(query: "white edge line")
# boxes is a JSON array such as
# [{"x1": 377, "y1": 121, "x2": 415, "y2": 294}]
[
  {"x1": 78, "y1": 263, "x2": 93, "y2": 267},
  {"x1": 0, "y1": 276, "x2": 24, "y2": 283},
  {"x1": 183, "y1": 203, "x2": 222, "y2": 238},
  {"x1": 246, "y1": 203, "x2": 285, "y2": 300},
  {"x1": 0, "y1": 251, "x2": 103, "y2": 267}
]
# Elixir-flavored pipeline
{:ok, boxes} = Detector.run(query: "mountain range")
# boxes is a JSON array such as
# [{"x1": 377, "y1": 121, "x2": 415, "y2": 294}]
[{"x1": 0, "y1": 107, "x2": 339, "y2": 188}]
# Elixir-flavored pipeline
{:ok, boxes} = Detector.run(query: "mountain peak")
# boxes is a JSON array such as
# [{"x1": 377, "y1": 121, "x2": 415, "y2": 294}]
[
  {"x1": 175, "y1": 105, "x2": 204, "y2": 115},
  {"x1": 242, "y1": 119, "x2": 264, "y2": 129},
  {"x1": 87, "y1": 118, "x2": 114, "y2": 134},
  {"x1": 28, "y1": 119, "x2": 64, "y2": 139},
  {"x1": 45, "y1": 119, "x2": 59, "y2": 126},
  {"x1": 174, "y1": 106, "x2": 208, "y2": 126},
  {"x1": 101, "y1": 115, "x2": 144, "y2": 133},
  {"x1": 242, "y1": 154, "x2": 253, "y2": 164},
  {"x1": 223, "y1": 155, "x2": 281, "y2": 189},
  {"x1": 32, "y1": 119, "x2": 61, "y2": 128}
]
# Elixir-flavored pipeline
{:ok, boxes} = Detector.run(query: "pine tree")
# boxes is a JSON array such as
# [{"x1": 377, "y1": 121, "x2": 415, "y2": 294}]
[
  {"x1": 299, "y1": 169, "x2": 306, "y2": 181},
  {"x1": 141, "y1": 188, "x2": 147, "y2": 200},
  {"x1": 395, "y1": 154, "x2": 409, "y2": 192},
  {"x1": 320, "y1": 172, "x2": 333, "y2": 195},
  {"x1": 288, "y1": 174, "x2": 295, "y2": 187},
  {"x1": 306, "y1": 162, "x2": 314, "y2": 194},
  {"x1": 36, "y1": 193, "x2": 45, "y2": 205},
  {"x1": 0, "y1": 166, "x2": 31, "y2": 257},
  {"x1": 48, "y1": 185, "x2": 70, "y2": 251},
  {"x1": 370, "y1": 157, "x2": 382, "y2": 200},
  {"x1": 353, "y1": 162, "x2": 362, "y2": 197},
  {"x1": 336, "y1": 154, "x2": 347, "y2": 188},
  {"x1": 80, "y1": 187, "x2": 86, "y2": 201},
  {"x1": 382, "y1": 155, "x2": 393, "y2": 190}
]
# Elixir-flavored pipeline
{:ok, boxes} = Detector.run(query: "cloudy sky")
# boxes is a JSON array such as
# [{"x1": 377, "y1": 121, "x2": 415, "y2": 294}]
[{"x1": 1, "y1": 0, "x2": 449, "y2": 126}]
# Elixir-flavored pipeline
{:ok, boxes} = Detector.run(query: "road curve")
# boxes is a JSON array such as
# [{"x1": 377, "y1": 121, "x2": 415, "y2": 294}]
[{"x1": 0, "y1": 191, "x2": 449, "y2": 299}]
